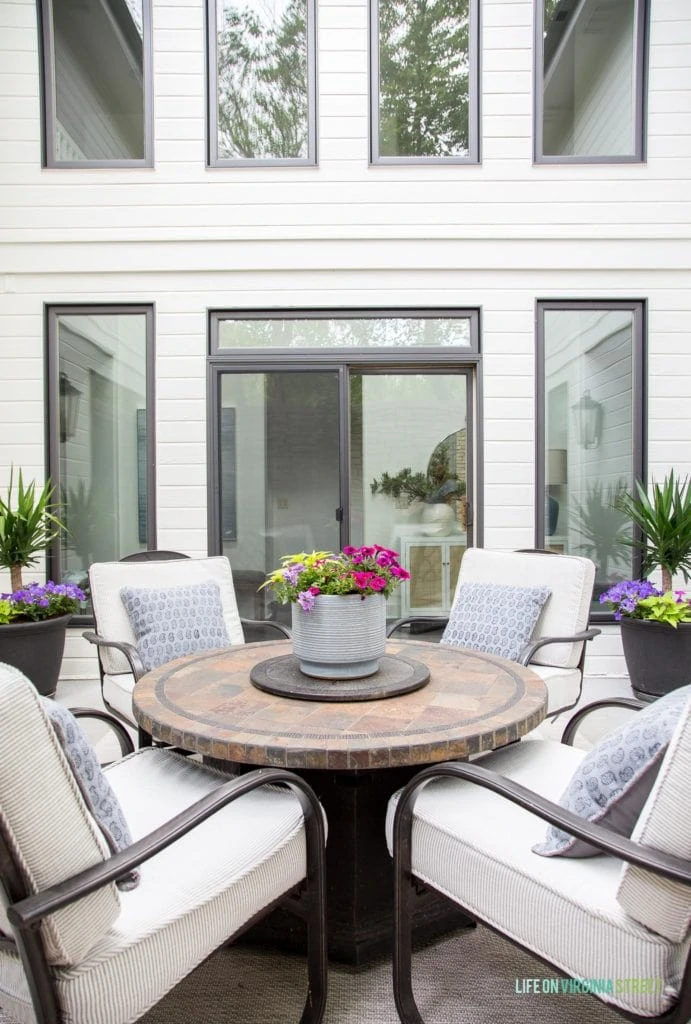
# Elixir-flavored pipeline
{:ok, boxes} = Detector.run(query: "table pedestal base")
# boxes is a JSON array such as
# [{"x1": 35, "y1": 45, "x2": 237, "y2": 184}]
[{"x1": 223, "y1": 761, "x2": 474, "y2": 965}]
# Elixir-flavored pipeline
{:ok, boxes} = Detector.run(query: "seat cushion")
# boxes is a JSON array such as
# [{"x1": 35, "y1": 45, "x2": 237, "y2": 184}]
[
  {"x1": 386, "y1": 739, "x2": 690, "y2": 1017},
  {"x1": 0, "y1": 749, "x2": 312, "y2": 1024},
  {"x1": 119, "y1": 580, "x2": 230, "y2": 672},
  {"x1": 529, "y1": 664, "x2": 582, "y2": 716},
  {"x1": 618, "y1": 692, "x2": 691, "y2": 942},
  {"x1": 534, "y1": 684, "x2": 691, "y2": 858},
  {"x1": 441, "y1": 583, "x2": 551, "y2": 662},
  {"x1": 457, "y1": 548, "x2": 594, "y2": 669},
  {"x1": 89, "y1": 557, "x2": 245, "y2": 677}
]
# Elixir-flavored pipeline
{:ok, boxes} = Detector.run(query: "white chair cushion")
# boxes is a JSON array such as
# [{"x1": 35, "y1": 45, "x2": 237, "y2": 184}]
[
  {"x1": 457, "y1": 548, "x2": 594, "y2": 669},
  {"x1": 618, "y1": 693, "x2": 691, "y2": 942},
  {"x1": 386, "y1": 739, "x2": 690, "y2": 1018},
  {"x1": 89, "y1": 557, "x2": 245, "y2": 676},
  {"x1": 102, "y1": 673, "x2": 138, "y2": 725},
  {"x1": 0, "y1": 749, "x2": 310, "y2": 1024},
  {"x1": 529, "y1": 664, "x2": 582, "y2": 716},
  {"x1": 0, "y1": 664, "x2": 119, "y2": 966}
]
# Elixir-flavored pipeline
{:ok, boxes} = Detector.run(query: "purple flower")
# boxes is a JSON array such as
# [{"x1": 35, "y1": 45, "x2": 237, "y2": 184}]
[
  {"x1": 599, "y1": 579, "x2": 663, "y2": 620},
  {"x1": 297, "y1": 590, "x2": 317, "y2": 612},
  {"x1": 2, "y1": 580, "x2": 85, "y2": 622}
]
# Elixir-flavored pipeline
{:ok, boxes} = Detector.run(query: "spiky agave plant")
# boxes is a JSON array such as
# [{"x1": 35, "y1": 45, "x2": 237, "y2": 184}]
[
  {"x1": 616, "y1": 470, "x2": 691, "y2": 593},
  {"x1": 0, "y1": 467, "x2": 65, "y2": 591}
]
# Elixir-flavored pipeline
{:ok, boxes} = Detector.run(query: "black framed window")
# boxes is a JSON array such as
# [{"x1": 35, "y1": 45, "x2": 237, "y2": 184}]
[
  {"x1": 370, "y1": 0, "x2": 479, "y2": 164},
  {"x1": 537, "y1": 300, "x2": 646, "y2": 616},
  {"x1": 207, "y1": 0, "x2": 317, "y2": 166},
  {"x1": 38, "y1": 0, "x2": 153, "y2": 167},
  {"x1": 535, "y1": 0, "x2": 648, "y2": 163},
  {"x1": 47, "y1": 305, "x2": 155, "y2": 616}
]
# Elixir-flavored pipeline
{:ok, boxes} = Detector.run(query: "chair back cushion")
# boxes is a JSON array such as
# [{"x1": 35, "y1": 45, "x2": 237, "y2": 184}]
[
  {"x1": 0, "y1": 663, "x2": 120, "y2": 965},
  {"x1": 617, "y1": 692, "x2": 691, "y2": 942},
  {"x1": 456, "y1": 548, "x2": 595, "y2": 669},
  {"x1": 89, "y1": 556, "x2": 244, "y2": 676}
]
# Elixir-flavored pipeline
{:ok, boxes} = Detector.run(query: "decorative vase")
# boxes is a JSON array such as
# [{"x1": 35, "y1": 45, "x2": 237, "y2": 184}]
[
  {"x1": 420, "y1": 503, "x2": 455, "y2": 537},
  {"x1": 620, "y1": 617, "x2": 691, "y2": 701},
  {"x1": 0, "y1": 614, "x2": 72, "y2": 697},
  {"x1": 291, "y1": 593, "x2": 387, "y2": 679}
]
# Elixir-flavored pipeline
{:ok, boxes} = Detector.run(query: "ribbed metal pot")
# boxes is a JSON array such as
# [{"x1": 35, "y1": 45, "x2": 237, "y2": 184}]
[{"x1": 291, "y1": 593, "x2": 386, "y2": 679}]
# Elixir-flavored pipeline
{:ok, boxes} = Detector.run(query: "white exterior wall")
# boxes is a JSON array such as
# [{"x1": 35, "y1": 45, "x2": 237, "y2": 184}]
[{"x1": 1, "y1": 0, "x2": 690, "y2": 692}]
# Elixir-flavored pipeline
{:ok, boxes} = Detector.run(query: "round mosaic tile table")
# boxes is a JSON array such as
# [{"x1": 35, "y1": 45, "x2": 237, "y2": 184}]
[{"x1": 133, "y1": 638, "x2": 547, "y2": 963}]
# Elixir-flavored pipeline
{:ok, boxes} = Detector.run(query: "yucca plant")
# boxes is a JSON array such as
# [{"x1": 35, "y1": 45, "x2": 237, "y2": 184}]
[
  {"x1": 616, "y1": 470, "x2": 691, "y2": 592},
  {"x1": 0, "y1": 467, "x2": 66, "y2": 591}
]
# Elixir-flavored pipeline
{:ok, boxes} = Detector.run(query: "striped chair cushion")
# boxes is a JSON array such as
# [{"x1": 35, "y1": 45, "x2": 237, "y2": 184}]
[{"x1": 386, "y1": 739, "x2": 691, "y2": 1018}]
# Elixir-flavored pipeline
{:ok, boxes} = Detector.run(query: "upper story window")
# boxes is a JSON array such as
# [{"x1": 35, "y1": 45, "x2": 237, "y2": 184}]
[
  {"x1": 370, "y1": 0, "x2": 479, "y2": 164},
  {"x1": 38, "y1": 0, "x2": 153, "y2": 167},
  {"x1": 535, "y1": 0, "x2": 648, "y2": 163},
  {"x1": 207, "y1": 0, "x2": 317, "y2": 166}
]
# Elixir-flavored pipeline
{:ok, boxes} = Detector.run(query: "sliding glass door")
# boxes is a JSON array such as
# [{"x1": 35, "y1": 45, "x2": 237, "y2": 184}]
[{"x1": 213, "y1": 365, "x2": 472, "y2": 623}]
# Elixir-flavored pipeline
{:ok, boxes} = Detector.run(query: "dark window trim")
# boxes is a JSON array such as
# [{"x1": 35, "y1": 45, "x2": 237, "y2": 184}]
[
  {"x1": 205, "y1": 0, "x2": 318, "y2": 168},
  {"x1": 533, "y1": 0, "x2": 649, "y2": 165},
  {"x1": 38, "y1": 0, "x2": 154, "y2": 169},
  {"x1": 45, "y1": 303, "x2": 156, "y2": 620},
  {"x1": 535, "y1": 298, "x2": 647, "y2": 621},
  {"x1": 206, "y1": 306, "x2": 483, "y2": 556},
  {"x1": 369, "y1": 0, "x2": 480, "y2": 165}
]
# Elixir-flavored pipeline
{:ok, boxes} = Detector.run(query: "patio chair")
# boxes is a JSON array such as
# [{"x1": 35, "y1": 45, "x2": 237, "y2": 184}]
[
  {"x1": 387, "y1": 547, "x2": 601, "y2": 717},
  {"x1": 0, "y1": 661, "x2": 327, "y2": 1024},
  {"x1": 388, "y1": 690, "x2": 691, "y2": 1024},
  {"x1": 83, "y1": 554, "x2": 290, "y2": 727}
]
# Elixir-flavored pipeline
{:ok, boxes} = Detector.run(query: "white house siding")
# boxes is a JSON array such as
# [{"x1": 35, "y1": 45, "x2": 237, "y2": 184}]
[{"x1": 0, "y1": 0, "x2": 690, "y2": 695}]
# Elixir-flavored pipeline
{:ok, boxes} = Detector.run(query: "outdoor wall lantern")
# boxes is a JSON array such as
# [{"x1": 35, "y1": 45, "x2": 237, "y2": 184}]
[
  {"x1": 59, "y1": 372, "x2": 82, "y2": 441},
  {"x1": 572, "y1": 389, "x2": 604, "y2": 449}
]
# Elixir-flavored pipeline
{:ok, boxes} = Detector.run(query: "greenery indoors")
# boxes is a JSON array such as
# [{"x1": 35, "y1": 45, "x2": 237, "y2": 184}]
[
  {"x1": 616, "y1": 470, "x2": 691, "y2": 593},
  {"x1": 370, "y1": 449, "x2": 466, "y2": 506},
  {"x1": 0, "y1": 468, "x2": 65, "y2": 592}
]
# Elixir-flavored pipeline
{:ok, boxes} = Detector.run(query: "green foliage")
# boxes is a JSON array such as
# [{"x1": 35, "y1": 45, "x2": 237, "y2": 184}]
[
  {"x1": 616, "y1": 471, "x2": 691, "y2": 592},
  {"x1": 0, "y1": 599, "x2": 12, "y2": 624},
  {"x1": 636, "y1": 593, "x2": 691, "y2": 628},
  {"x1": 571, "y1": 479, "x2": 630, "y2": 581},
  {"x1": 371, "y1": 450, "x2": 466, "y2": 505},
  {"x1": 378, "y1": 0, "x2": 470, "y2": 157},
  {"x1": 0, "y1": 468, "x2": 66, "y2": 590},
  {"x1": 217, "y1": 0, "x2": 308, "y2": 160}
]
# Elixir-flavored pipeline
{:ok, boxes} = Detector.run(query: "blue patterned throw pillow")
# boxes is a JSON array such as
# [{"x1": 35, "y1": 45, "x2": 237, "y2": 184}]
[
  {"x1": 533, "y1": 684, "x2": 691, "y2": 858},
  {"x1": 120, "y1": 580, "x2": 231, "y2": 673},
  {"x1": 441, "y1": 582, "x2": 551, "y2": 662},
  {"x1": 41, "y1": 699, "x2": 139, "y2": 890}
]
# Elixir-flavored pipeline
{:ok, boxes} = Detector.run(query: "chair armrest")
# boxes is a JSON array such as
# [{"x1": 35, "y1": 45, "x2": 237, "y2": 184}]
[
  {"x1": 241, "y1": 618, "x2": 292, "y2": 639},
  {"x1": 7, "y1": 766, "x2": 325, "y2": 931},
  {"x1": 386, "y1": 616, "x2": 448, "y2": 638},
  {"x1": 517, "y1": 627, "x2": 601, "y2": 666},
  {"x1": 393, "y1": 759, "x2": 691, "y2": 885},
  {"x1": 69, "y1": 708, "x2": 135, "y2": 757},
  {"x1": 82, "y1": 631, "x2": 146, "y2": 680},
  {"x1": 560, "y1": 697, "x2": 646, "y2": 746}
]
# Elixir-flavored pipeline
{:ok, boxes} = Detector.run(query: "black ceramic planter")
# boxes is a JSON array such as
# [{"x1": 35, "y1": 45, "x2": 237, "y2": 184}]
[
  {"x1": 620, "y1": 617, "x2": 691, "y2": 701},
  {"x1": 0, "y1": 614, "x2": 72, "y2": 697}
]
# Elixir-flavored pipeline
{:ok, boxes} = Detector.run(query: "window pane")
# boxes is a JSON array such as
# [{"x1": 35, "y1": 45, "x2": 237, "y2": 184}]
[
  {"x1": 541, "y1": 0, "x2": 640, "y2": 159},
  {"x1": 376, "y1": 0, "x2": 473, "y2": 159},
  {"x1": 542, "y1": 306, "x2": 641, "y2": 608},
  {"x1": 45, "y1": 0, "x2": 148, "y2": 163},
  {"x1": 217, "y1": 316, "x2": 472, "y2": 350},
  {"x1": 214, "y1": 0, "x2": 311, "y2": 161},
  {"x1": 56, "y1": 311, "x2": 150, "y2": 603}
]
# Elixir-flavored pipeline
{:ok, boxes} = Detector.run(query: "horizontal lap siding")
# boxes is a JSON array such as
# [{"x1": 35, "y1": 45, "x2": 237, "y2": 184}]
[{"x1": 1, "y1": 0, "x2": 690, "y2": 689}]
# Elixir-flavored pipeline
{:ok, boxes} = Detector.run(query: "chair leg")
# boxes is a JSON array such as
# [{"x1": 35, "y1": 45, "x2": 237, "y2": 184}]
[
  {"x1": 295, "y1": 783, "x2": 328, "y2": 1024},
  {"x1": 393, "y1": 785, "x2": 426, "y2": 1024}
]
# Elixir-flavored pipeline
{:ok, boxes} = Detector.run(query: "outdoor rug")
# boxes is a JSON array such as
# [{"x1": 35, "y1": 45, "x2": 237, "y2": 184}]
[{"x1": 0, "y1": 924, "x2": 622, "y2": 1023}]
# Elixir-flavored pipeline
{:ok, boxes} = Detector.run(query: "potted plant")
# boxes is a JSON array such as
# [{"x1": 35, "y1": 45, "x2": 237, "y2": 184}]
[
  {"x1": 599, "y1": 470, "x2": 691, "y2": 700},
  {"x1": 370, "y1": 449, "x2": 466, "y2": 537},
  {"x1": 261, "y1": 545, "x2": 410, "y2": 680},
  {"x1": 0, "y1": 467, "x2": 85, "y2": 695}
]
